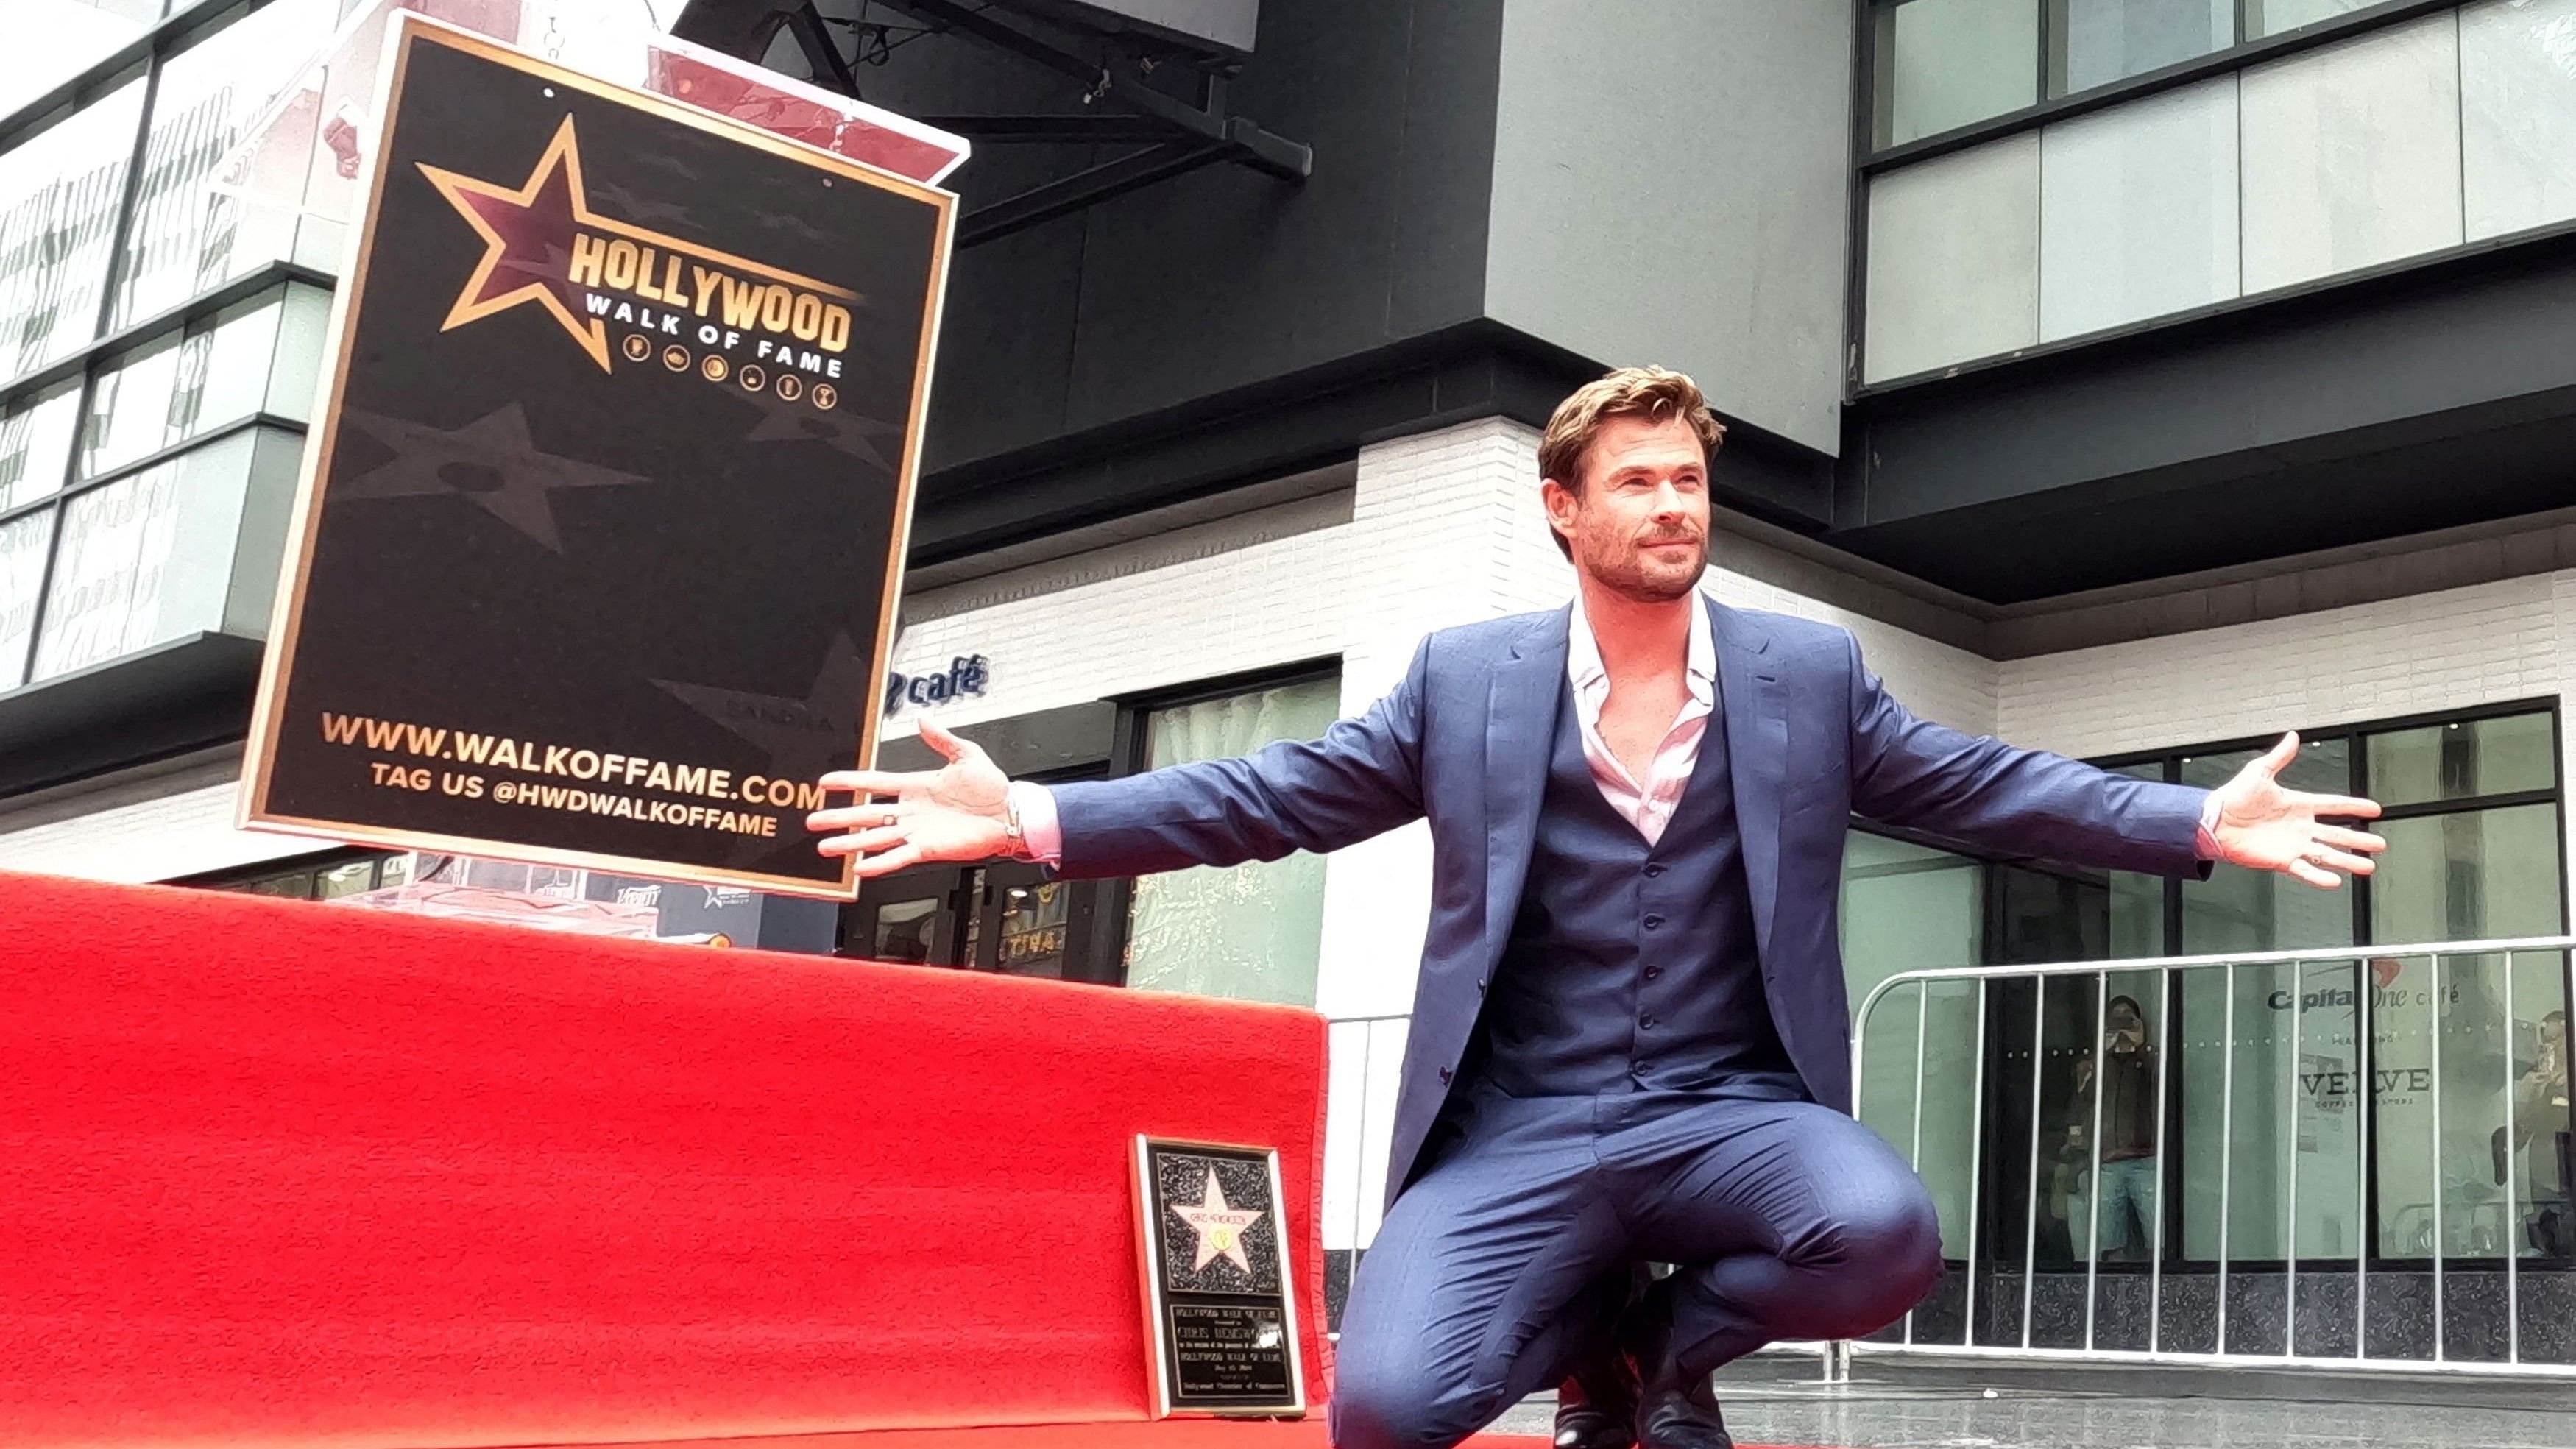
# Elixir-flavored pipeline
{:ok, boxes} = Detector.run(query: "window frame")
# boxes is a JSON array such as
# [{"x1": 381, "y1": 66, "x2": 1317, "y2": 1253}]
[
  {"x1": 1844, "y1": 0, "x2": 2572, "y2": 394},
  {"x1": 1861, "y1": 0, "x2": 2457, "y2": 165}
]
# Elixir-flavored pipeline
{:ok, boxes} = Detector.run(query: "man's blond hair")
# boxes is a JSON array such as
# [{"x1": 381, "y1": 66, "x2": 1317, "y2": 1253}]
[{"x1": 1536, "y1": 366, "x2": 1725, "y2": 559}]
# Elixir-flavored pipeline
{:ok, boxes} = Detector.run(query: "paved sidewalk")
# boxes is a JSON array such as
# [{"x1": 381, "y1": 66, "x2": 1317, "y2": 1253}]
[{"x1": 1481, "y1": 1355, "x2": 2576, "y2": 1448}]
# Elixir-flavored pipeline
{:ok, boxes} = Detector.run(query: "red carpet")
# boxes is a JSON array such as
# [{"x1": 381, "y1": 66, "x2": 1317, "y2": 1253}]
[
  {"x1": 516, "y1": 1427, "x2": 1548, "y2": 1447},
  {"x1": 0, "y1": 871, "x2": 1330, "y2": 1447}
]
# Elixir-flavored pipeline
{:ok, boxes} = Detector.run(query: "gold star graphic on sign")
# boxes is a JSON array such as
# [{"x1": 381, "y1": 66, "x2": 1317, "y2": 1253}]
[
  {"x1": 415, "y1": 116, "x2": 860, "y2": 375},
  {"x1": 1171, "y1": 1168, "x2": 1265, "y2": 1275},
  {"x1": 418, "y1": 117, "x2": 613, "y2": 370}
]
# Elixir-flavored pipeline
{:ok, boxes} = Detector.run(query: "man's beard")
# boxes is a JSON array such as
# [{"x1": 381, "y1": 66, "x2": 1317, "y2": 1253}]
[{"x1": 1585, "y1": 534, "x2": 1707, "y2": 603}]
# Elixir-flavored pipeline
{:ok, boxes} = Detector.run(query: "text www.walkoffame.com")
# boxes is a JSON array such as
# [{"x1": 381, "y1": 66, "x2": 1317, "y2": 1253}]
[{"x1": 316, "y1": 712, "x2": 827, "y2": 839}]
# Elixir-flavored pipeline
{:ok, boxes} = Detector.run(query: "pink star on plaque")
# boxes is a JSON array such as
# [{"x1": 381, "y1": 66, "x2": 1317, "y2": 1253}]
[{"x1": 1171, "y1": 1168, "x2": 1265, "y2": 1275}]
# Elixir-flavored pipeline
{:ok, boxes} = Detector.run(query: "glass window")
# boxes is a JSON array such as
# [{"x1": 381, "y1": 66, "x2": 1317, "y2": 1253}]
[
  {"x1": 77, "y1": 285, "x2": 288, "y2": 478},
  {"x1": 2180, "y1": 734, "x2": 2352, "y2": 794},
  {"x1": 871, "y1": 896, "x2": 941, "y2": 963},
  {"x1": 29, "y1": 454, "x2": 180, "y2": 679},
  {"x1": 2247, "y1": 0, "x2": 2382, "y2": 38},
  {"x1": 2462, "y1": 0, "x2": 2576, "y2": 242},
  {"x1": 1123, "y1": 673, "x2": 1340, "y2": 1006},
  {"x1": 1864, "y1": 131, "x2": 2041, "y2": 382},
  {"x1": 0, "y1": 74, "x2": 146, "y2": 380},
  {"x1": 1876, "y1": 0, "x2": 2041, "y2": 148},
  {"x1": 2049, "y1": 0, "x2": 2233, "y2": 96},
  {"x1": 107, "y1": 0, "x2": 340, "y2": 331},
  {"x1": 315, "y1": 858, "x2": 378, "y2": 898},
  {"x1": 0, "y1": 0, "x2": 162, "y2": 120},
  {"x1": 0, "y1": 509, "x2": 51, "y2": 688},
  {"x1": 79, "y1": 327, "x2": 183, "y2": 478},
  {"x1": 2368, "y1": 712, "x2": 2556, "y2": 808},
  {"x1": 0, "y1": 378, "x2": 82, "y2": 510},
  {"x1": 996, "y1": 878, "x2": 1072, "y2": 979},
  {"x1": 2239, "y1": 15, "x2": 2465, "y2": 295},
  {"x1": 1843, "y1": 832, "x2": 1986, "y2": 1264},
  {"x1": 2371, "y1": 804, "x2": 2565, "y2": 1262},
  {"x1": 2038, "y1": 74, "x2": 2240, "y2": 341}
]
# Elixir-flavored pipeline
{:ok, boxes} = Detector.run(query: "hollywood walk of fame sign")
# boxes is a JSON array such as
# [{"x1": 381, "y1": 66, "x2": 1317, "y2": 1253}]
[
  {"x1": 1132, "y1": 1138, "x2": 1306, "y2": 1417},
  {"x1": 241, "y1": 16, "x2": 954, "y2": 897}
]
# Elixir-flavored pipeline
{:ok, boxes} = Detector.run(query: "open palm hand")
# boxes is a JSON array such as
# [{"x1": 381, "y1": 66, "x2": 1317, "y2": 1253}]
[
  {"x1": 2207, "y1": 732, "x2": 2387, "y2": 890},
  {"x1": 807, "y1": 720, "x2": 1016, "y2": 878}
]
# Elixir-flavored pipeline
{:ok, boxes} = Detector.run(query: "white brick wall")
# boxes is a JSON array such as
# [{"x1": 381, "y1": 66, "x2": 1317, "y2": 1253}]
[{"x1": 2000, "y1": 573, "x2": 2566, "y2": 757}]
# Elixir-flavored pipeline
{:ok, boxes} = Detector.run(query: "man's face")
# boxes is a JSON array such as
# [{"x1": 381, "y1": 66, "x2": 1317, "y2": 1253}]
[
  {"x1": 1543, "y1": 414, "x2": 1710, "y2": 603},
  {"x1": 2109, "y1": 1004, "x2": 2142, "y2": 1037}
]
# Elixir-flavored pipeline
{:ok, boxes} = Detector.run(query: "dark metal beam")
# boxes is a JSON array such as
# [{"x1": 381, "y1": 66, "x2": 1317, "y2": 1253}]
[
  {"x1": 876, "y1": 0, "x2": 1309, "y2": 179},
  {"x1": 785, "y1": 1, "x2": 864, "y2": 98},
  {"x1": 958, "y1": 140, "x2": 1226, "y2": 248}
]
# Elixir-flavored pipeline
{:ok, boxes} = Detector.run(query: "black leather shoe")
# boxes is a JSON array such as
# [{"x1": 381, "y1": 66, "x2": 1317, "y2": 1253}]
[
  {"x1": 1550, "y1": 1354, "x2": 1639, "y2": 1449},
  {"x1": 1634, "y1": 1374, "x2": 1733, "y2": 1449}
]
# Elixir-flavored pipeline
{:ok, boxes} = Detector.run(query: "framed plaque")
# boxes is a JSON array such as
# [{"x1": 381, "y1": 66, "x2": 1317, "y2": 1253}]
[
  {"x1": 1131, "y1": 1137, "x2": 1306, "y2": 1417},
  {"x1": 239, "y1": 15, "x2": 953, "y2": 899}
]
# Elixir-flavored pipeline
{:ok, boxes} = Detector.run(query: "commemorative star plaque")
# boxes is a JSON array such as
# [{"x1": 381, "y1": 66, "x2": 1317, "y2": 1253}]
[
  {"x1": 238, "y1": 15, "x2": 954, "y2": 898},
  {"x1": 1132, "y1": 1138, "x2": 1306, "y2": 1417}
]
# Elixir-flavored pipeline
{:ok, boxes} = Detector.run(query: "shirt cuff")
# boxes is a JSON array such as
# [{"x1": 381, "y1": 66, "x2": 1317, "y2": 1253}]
[
  {"x1": 1009, "y1": 780, "x2": 1064, "y2": 866},
  {"x1": 2195, "y1": 793, "x2": 2222, "y2": 862}
]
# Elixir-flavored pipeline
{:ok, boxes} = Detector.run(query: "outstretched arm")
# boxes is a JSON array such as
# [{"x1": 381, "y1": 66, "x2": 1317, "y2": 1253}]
[
  {"x1": 1847, "y1": 635, "x2": 2384, "y2": 887},
  {"x1": 811, "y1": 640, "x2": 1430, "y2": 880}
]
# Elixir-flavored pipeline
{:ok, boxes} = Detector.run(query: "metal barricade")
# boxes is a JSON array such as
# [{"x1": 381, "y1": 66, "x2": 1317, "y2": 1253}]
[
  {"x1": 1321, "y1": 940, "x2": 2576, "y2": 1379},
  {"x1": 1843, "y1": 938, "x2": 2576, "y2": 1378}
]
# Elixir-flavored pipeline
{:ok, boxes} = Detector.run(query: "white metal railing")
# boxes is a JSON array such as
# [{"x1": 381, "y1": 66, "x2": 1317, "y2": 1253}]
[{"x1": 1844, "y1": 938, "x2": 2576, "y2": 1378}]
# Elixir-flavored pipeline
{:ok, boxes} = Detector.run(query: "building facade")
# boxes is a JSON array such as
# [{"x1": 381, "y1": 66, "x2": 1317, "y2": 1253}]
[{"x1": 4, "y1": 0, "x2": 2573, "y2": 1365}]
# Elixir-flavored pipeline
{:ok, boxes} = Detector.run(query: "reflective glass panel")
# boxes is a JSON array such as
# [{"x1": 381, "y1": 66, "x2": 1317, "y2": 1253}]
[
  {"x1": 77, "y1": 286, "x2": 286, "y2": 478},
  {"x1": 1878, "y1": 0, "x2": 2041, "y2": 147},
  {"x1": 0, "y1": 0, "x2": 161, "y2": 119},
  {"x1": 2050, "y1": 0, "x2": 2233, "y2": 96},
  {"x1": 2368, "y1": 712, "x2": 2557, "y2": 808},
  {"x1": 2371, "y1": 805, "x2": 2564, "y2": 1266},
  {"x1": 1864, "y1": 132, "x2": 2042, "y2": 381},
  {"x1": 1841, "y1": 832, "x2": 1985, "y2": 1268},
  {"x1": 2039, "y1": 74, "x2": 2240, "y2": 341},
  {"x1": 30, "y1": 455, "x2": 180, "y2": 678},
  {"x1": 2240, "y1": 16, "x2": 2465, "y2": 294},
  {"x1": 1126, "y1": 675, "x2": 1340, "y2": 1005},
  {"x1": 2248, "y1": 0, "x2": 2381, "y2": 37},
  {"x1": 316, "y1": 859, "x2": 377, "y2": 898},
  {"x1": 108, "y1": 0, "x2": 340, "y2": 330},
  {"x1": 0, "y1": 508, "x2": 52, "y2": 688},
  {"x1": 0, "y1": 75, "x2": 146, "y2": 379},
  {"x1": 0, "y1": 378, "x2": 82, "y2": 510},
  {"x1": 2463, "y1": 0, "x2": 2576, "y2": 241}
]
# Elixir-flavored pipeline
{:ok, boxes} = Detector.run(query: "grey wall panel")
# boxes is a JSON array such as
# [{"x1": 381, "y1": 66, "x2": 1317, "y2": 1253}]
[{"x1": 1482, "y1": 0, "x2": 1853, "y2": 456}]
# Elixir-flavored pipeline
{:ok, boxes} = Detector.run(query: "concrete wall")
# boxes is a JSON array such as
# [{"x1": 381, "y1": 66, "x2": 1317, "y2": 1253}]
[{"x1": 1484, "y1": 0, "x2": 1855, "y2": 456}]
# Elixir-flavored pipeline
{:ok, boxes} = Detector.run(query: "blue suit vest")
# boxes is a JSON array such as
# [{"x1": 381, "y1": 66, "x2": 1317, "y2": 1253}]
[{"x1": 1474, "y1": 675, "x2": 1800, "y2": 1099}]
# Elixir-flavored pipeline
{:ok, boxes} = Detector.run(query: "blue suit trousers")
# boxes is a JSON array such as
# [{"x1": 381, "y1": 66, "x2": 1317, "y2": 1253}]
[{"x1": 1328, "y1": 1087, "x2": 1942, "y2": 1449}]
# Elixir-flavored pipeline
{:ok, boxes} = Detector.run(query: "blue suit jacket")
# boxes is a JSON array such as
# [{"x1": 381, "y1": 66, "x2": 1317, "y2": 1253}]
[{"x1": 1049, "y1": 597, "x2": 2211, "y2": 1207}]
